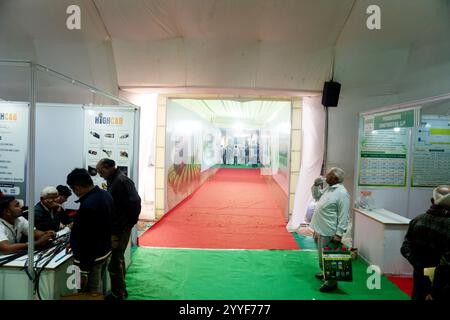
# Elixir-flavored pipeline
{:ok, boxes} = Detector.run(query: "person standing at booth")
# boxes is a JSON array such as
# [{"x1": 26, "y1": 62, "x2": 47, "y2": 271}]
[
  {"x1": 96, "y1": 158, "x2": 141, "y2": 300},
  {"x1": 401, "y1": 185, "x2": 450, "y2": 300},
  {"x1": 310, "y1": 167, "x2": 350, "y2": 293},
  {"x1": 66, "y1": 168, "x2": 113, "y2": 293}
]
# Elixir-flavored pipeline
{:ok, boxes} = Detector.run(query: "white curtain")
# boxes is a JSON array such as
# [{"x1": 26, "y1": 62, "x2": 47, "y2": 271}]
[{"x1": 287, "y1": 96, "x2": 325, "y2": 232}]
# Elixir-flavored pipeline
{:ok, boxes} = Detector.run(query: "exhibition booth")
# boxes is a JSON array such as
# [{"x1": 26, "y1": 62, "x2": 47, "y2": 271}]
[
  {"x1": 353, "y1": 94, "x2": 450, "y2": 275},
  {"x1": 0, "y1": 60, "x2": 140, "y2": 299}
]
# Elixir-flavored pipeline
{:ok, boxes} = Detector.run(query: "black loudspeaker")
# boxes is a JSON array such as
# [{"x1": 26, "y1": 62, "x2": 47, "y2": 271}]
[{"x1": 321, "y1": 80, "x2": 341, "y2": 107}]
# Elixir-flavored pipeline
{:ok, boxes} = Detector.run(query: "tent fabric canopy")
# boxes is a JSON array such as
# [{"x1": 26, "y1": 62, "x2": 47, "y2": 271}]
[
  {"x1": 1, "y1": 0, "x2": 450, "y2": 214},
  {"x1": 3, "y1": 0, "x2": 449, "y2": 97}
]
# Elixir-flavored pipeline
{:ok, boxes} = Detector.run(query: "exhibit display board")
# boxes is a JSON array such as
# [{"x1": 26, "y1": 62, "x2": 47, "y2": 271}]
[
  {"x1": 411, "y1": 116, "x2": 450, "y2": 187},
  {"x1": 83, "y1": 107, "x2": 136, "y2": 188},
  {"x1": 354, "y1": 106, "x2": 448, "y2": 219},
  {"x1": 358, "y1": 115, "x2": 408, "y2": 187},
  {"x1": 0, "y1": 102, "x2": 28, "y2": 200}
]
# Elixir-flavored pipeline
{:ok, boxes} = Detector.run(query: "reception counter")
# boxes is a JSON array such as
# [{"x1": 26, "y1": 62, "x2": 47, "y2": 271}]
[{"x1": 353, "y1": 208, "x2": 413, "y2": 275}]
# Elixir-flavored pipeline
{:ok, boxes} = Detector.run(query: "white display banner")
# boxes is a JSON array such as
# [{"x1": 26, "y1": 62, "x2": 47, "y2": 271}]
[
  {"x1": 412, "y1": 117, "x2": 450, "y2": 187},
  {"x1": 83, "y1": 108, "x2": 135, "y2": 188},
  {"x1": 0, "y1": 102, "x2": 28, "y2": 197}
]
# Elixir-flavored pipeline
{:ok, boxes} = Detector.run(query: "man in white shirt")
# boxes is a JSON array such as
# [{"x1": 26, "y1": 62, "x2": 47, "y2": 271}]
[
  {"x1": 0, "y1": 195, "x2": 54, "y2": 255},
  {"x1": 233, "y1": 145, "x2": 239, "y2": 165},
  {"x1": 310, "y1": 167, "x2": 350, "y2": 292}
]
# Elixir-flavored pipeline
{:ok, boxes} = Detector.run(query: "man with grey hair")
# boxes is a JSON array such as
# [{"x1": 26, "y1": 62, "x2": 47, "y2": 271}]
[
  {"x1": 401, "y1": 185, "x2": 450, "y2": 300},
  {"x1": 96, "y1": 158, "x2": 141, "y2": 300},
  {"x1": 310, "y1": 167, "x2": 350, "y2": 292},
  {"x1": 34, "y1": 186, "x2": 64, "y2": 232}
]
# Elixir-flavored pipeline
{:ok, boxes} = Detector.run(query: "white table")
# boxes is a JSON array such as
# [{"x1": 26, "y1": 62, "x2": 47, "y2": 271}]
[
  {"x1": 0, "y1": 227, "x2": 77, "y2": 300},
  {"x1": 0, "y1": 248, "x2": 76, "y2": 300},
  {"x1": 0, "y1": 229, "x2": 133, "y2": 300},
  {"x1": 353, "y1": 208, "x2": 413, "y2": 275}
]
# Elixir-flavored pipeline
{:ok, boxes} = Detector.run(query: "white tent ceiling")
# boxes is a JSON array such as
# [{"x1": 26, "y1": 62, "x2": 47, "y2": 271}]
[
  {"x1": 2, "y1": 0, "x2": 450, "y2": 197},
  {"x1": 1, "y1": 0, "x2": 450, "y2": 98},
  {"x1": 171, "y1": 98, "x2": 290, "y2": 127}
]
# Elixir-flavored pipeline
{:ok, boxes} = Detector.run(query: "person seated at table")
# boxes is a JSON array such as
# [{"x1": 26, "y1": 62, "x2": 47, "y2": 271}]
[
  {"x1": 34, "y1": 186, "x2": 65, "y2": 232},
  {"x1": 0, "y1": 195, "x2": 55, "y2": 255}
]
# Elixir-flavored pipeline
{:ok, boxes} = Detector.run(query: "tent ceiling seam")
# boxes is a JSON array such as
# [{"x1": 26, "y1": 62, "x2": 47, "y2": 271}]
[{"x1": 91, "y1": 0, "x2": 112, "y2": 41}]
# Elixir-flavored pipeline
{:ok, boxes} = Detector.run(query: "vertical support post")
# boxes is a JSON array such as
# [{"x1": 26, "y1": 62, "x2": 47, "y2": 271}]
[{"x1": 27, "y1": 62, "x2": 36, "y2": 300}]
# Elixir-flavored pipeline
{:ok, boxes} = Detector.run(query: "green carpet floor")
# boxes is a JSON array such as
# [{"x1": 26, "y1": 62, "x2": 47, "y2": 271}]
[
  {"x1": 293, "y1": 233, "x2": 318, "y2": 250},
  {"x1": 125, "y1": 247, "x2": 409, "y2": 300}
]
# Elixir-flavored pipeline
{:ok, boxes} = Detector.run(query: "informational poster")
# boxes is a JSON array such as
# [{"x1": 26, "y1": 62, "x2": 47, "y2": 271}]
[
  {"x1": 83, "y1": 108, "x2": 135, "y2": 189},
  {"x1": 373, "y1": 109, "x2": 417, "y2": 130},
  {"x1": 0, "y1": 102, "x2": 28, "y2": 198},
  {"x1": 358, "y1": 116, "x2": 408, "y2": 187},
  {"x1": 412, "y1": 122, "x2": 450, "y2": 187}
]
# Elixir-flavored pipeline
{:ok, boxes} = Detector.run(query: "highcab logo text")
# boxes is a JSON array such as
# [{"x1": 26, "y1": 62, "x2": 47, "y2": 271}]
[
  {"x1": 0, "y1": 113, "x2": 17, "y2": 121},
  {"x1": 94, "y1": 113, "x2": 123, "y2": 125}
]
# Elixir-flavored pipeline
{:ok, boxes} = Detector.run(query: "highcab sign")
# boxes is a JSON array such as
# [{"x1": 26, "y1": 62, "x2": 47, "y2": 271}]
[
  {"x1": 83, "y1": 108, "x2": 135, "y2": 189},
  {"x1": 0, "y1": 102, "x2": 28, "y2": 197}
]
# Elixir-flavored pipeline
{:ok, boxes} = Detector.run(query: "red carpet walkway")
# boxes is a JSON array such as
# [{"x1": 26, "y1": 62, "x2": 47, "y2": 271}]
[
  {"x1": 387, "y1": 276, "x2": 413, "y2": 298},
  {"x1": 139, "y1": 168, "x2": 299, "y2": 250}
]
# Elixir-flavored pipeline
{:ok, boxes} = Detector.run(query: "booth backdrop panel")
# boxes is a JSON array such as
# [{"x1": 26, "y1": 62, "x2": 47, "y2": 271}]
[
  {"x1": 0, "y1": 101, "x2": 29, "y2": 201},
  {"x1": 165, "y1": 100, "x2": 221, "y2": 211},
  {"x1": 354, "y1": 111, "x2": 442, "y2": 220},
  {"x1": 35, "y1": 104, "x2": 84, "y2": 209},
  {"x1": 83, "y1": 107, "x2": 136, "y2": 187}
]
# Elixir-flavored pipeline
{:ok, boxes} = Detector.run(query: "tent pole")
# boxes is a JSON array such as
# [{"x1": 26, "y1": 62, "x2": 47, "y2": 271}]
[{"x1": 27, "y1": 62, "x2": 36, "y2": 300}]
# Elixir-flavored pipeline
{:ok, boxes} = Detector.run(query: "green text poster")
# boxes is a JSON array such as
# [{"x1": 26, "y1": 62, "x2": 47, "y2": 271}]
[{"x1": 358, "y1": 116, "x2": 408, "y2": 187}]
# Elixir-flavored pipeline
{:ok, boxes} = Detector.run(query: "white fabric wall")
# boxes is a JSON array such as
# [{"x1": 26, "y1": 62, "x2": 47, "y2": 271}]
[
  {"x1": 35, "y1": 104, "x2": 84, "y2": 209},
  {"x1": 287, "y1": 96, "x2": 325, "y2": 231},
  {"x1": 119, "y1": 91, "x2": 158, "y2": 220}
]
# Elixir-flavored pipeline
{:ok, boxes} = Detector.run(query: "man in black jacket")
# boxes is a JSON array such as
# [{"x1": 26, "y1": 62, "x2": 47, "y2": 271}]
[
  {"x1": 67, "y1": 168, "x2": 113, "y2": 293},
  {"x1": 96, "y1": 158, "x2": 141, "y2": 300},
  {"x1": 401, "y1": 185, "x2": 450, "y2": 300}
]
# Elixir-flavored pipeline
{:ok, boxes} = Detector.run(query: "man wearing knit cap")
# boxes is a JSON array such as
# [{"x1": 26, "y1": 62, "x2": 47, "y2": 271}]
[{"x1": 401, "y1": 185, "x2": 450, "y2": 300}]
